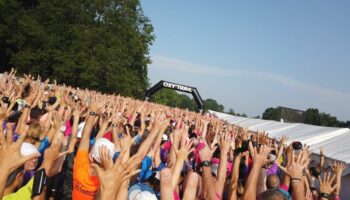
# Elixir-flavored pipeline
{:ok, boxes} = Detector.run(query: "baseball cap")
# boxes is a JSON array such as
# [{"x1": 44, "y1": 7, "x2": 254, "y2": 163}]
[
  {"x1": 91, "y1": 138, "x2": 115, "y2": 164},
  {"x1": 129, "y1": 183, "x2": 157, "y2": 200},
  {"x1": 21, "y1": 142, "x2": 39, "y2": 156}
]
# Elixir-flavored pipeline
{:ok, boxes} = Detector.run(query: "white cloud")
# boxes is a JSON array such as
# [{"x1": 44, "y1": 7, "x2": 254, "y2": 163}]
[{"x1": 150, "y1": 55, "x2": 350, "y2": 101}]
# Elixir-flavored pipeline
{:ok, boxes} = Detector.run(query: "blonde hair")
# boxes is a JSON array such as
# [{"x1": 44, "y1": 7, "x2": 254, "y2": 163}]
[{"x1": 26, "y1": 122, "x2": 42, "y2": 141}]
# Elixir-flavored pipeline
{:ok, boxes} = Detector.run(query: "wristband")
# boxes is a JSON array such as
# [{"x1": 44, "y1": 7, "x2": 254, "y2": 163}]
[
  {"x1": 319, "y1": 192, "x2": 331, "y2": 200},
  {"x1": 89, "y1": 111, "x2": 98, "y2": 116},
  {"x1": 199, "y1": 160, "x2": 211, "y2": 168},
  {"x1": 24, "y1": 104, "x2": 31, "y2": 108},
  {"x1": 291, "y1": 177, "x2": 302, "y2": 182}
]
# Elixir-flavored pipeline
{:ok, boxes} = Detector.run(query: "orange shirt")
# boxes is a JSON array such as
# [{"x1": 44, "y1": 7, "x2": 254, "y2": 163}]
[{"x1": 73, "y1": 150, "x2": 99, "y2": 200}]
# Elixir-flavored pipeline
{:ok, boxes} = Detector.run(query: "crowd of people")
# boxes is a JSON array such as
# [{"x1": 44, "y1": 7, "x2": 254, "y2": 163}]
[{"x1": 0, "y1": 69, "x2": 346, "y2": 200}]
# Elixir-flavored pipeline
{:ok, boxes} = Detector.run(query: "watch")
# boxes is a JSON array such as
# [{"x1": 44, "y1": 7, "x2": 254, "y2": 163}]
[
  {"x1": 319, "y1": 193, "x2": 331, "y2": 200},
  {"x1": 200, "y1": 160, "x2": 211, "y2": 168}
]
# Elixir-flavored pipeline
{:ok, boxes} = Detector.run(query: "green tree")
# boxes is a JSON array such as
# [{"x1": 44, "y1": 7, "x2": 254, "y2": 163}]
[
  {"x1": 0, "y1": 0, "x2": 154, "y2": 98},
  {"x1": 319, "y1": 113, "x2": 338, "y2": 127},
  {"x1": 227, "y1": 108, "x2": 235, "y2": 115},
  {"x1": 204, "y1": 98, "x2": 224, "y2": 112},
  {"x1": 262, "y1": 107, "x2": 278, "y2": 120},
  {"x1": 304, "y1": 108, "x2": 321, "y2": 125},
  {"x1": 150, "y1": 89, "x2": 197, "y2": 111}
]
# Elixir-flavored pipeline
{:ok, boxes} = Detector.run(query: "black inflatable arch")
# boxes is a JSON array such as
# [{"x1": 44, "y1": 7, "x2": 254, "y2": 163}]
[{"x1": 145, "y1": 80, "x2": 204, "y2": 112}]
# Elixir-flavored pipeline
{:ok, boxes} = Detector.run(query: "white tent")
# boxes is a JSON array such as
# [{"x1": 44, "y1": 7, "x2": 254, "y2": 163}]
[{"x1": 209, "y1": 110, "x2": 350, "y2": 199}]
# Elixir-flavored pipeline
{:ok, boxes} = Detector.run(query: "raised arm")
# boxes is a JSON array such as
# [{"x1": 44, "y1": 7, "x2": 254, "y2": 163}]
[
  {"x1": 277, "y1": 149, "x2": 310, "y2": 200},
  {"x1": 171, "y1": 137, "x2": 193, "y2": 189},
  {"x1": 67, "y1": 108, "x2": 80, "y2": 153},
  {"x1": 198, "y1": 139, "x2": 218, "y2": 200},
  {"x1": 332, "y1": 161, "x2": 345, "y2": 197},
  {"x1": 215, "y1": 132, "x2": 232, "y2": 196},
  {"x1": 78, "y1": 99, "x2": 104, "y2": 151},
  {"x1": 242, "y1": 145, "x2": 270, "y2": 200},
  {"x1": 229, "y1": 152, "x2": 247, "y2": 200}
]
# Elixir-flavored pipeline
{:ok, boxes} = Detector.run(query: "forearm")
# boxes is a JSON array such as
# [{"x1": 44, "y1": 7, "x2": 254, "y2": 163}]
[
  {"x1": 96, "y1": 122, "x2": 108, "y2": 140},
  {"x1": 67, "y1": 117, "x2": 79, "y2": 152},
  {"x1": 243, "y1": 165, "x2": 260, "y2": 200},
  {"x1": 46, "y1": 126, "x2": 57, "y2": 143},
  {"x1": 335, "y1": 174, "x2": 342, "y2": 195},
  {"x1": 112, "y1": 127, "x2": 121, "y2": 151},
  {"x1": 168, "y1": 141, "x2": 178, "y2": 169},
  {"x1": 202, "y1": 166, "x2": 219, "y2": 200},
  {"x1": 216, "y1": 152, "x2": 228, "y2": 195},
  {"x1": 257, "y1": 169, "x2": 267, "y2": 194},
  {"x1": 135, "y1": 127, "x2": 160, "y2": 159},
  {"x1": 115, "y1": 181, "x2": 129, "y2": 200},
  {"x1": 0, "y1": 171, "x2": 9, "y2": 198},
  {"x1": 291, "y1": 181, "x2": 304, "y2": 200},
  {"x1": 171, "y1": 155, "x2": 186, "y2": 189},
  {"x1": 229, "y1": 156, "x2": 241, "y2": 200},
  {"x1": 276, "y1": 145, "x2": 284, "y2": 161},
  {"x1": 78, "y1": 114, "x2": 96, "y2": 150},
  {"x1": 17, "y1": 107, "x2": 30, "y2": 133},
  {"x1": 320, "y1": 155, "x2": 325, "y2": 168}
]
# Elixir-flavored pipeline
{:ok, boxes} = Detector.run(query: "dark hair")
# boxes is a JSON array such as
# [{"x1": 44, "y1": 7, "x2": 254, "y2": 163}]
[
  {"x1": 6, "y1": 165, "x2": 24, "y2": 187},
  {"x1": 30, "y1": 106, "x2": 44, "y2": 121},
  {"x1": 7, "y1": 111, "x2": 22, "y2": 123},
  {"x1": 48, "y1": 96, "x2": 57, "y2": 105},
  {"x1": 310, "y1": 166, "x2": 321, "y2": 177}
]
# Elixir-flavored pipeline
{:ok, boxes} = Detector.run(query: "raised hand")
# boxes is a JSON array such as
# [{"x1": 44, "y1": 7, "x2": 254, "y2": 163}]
[
  {"x1": 320, "y1": 146, "x2": 325, "y2": 156},
  {"x1": 0, "y1": 122, "x2": 40, "y2": 174},
  {"x1": 253, "y1": 145, "x2": 271, "y2": 167},
  {"x1": 278, "y1": 135, "x2": 288, "y2": 146},
  {"x1": 218, "y1": 132, "x2": 232, "y2": 153},
  {"x1": 332, "y1": 161, "x2": 346, "y2": 175},
  {"x1": 319, "y1": 172, "x2": 337, "y2": 194},
  {"x1": 332, "y1": 161, "x2": 346, "y2": 196},
  {"x1": 278, "y1": 149, "x2": 309, "y2": 180},
  {"x1": 92, "y1": 144, "x2": 140, "y2": 200},
  {"x1": 99, "y1": 145, "x2": 113, "y2": 171},
  {"x1": 174, "y1": 137, "x2": 194, "y2": 159},
  {"x1": 0, "y1": 121, "x2": 41, "y2": 197}
]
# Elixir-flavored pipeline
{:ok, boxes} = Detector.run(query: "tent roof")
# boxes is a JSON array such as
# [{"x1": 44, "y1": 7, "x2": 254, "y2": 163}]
[{"x1": 209, "y1": 110, "x2": 350, "y2": 175}]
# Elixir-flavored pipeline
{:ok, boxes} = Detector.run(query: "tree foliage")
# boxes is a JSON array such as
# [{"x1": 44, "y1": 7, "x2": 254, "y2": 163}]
[
  {"x1": 262, "y1": 107, "x2": 278, "y2": 120},
  {"x1": 263, "y1": 107, "x2": 350, "y2": 128},
  {"x1": 151, "y1": 89, "x2": 197, "y2": 111},
  {"x1": 203, "y1": 98, "x2": 224, "y2": 112},
  {"x1": 0, "y1": 0, "x2": 154, "y2": 98}
]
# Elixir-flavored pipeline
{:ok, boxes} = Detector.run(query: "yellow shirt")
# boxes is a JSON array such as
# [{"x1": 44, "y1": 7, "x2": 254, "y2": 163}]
[{"x1": 3, "y1": 178, "x2": 34, "y2": 200}]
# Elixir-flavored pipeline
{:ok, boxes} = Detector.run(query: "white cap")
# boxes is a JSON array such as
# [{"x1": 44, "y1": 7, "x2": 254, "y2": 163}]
[
  {"x1": 91, "y1": 138, "x2": 115, "y2": 164},
  {"x1": 129, "y1": 191, "x2": 157, "y2": 200},
  {"x1": 21, "y1": 142, "x2": 39, "y2": 156},
  {"x1": 77, "y1": 122, "x2": 86, "y2": 138}
]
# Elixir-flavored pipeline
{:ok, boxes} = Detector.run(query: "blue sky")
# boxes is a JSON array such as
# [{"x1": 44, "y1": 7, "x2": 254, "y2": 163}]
[{"x1": 140, "y1": 0, "x2": 350, "y2": 120}]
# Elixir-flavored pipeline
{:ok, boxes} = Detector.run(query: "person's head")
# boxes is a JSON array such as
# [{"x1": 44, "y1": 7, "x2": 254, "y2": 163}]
[
  {"x1": 89, "y1": 138, "x2": 115, "y2": 164},
  {"x1": 29, "y1": 106, "x2": 43, "y2": 121},
  {"x1": 266, "y1": 174, "x2": 280, "y2": 189},
  {"x1": 310, "y1": 166, "x2": 322, "y2": 177},
  {"x1": 267, "y1": 153, "x2": 276, "y2": 165},
  {"x1": 21, "y1": 142, "x2": 40, "y2": 171},
  {"x1": 26, "y1": 122, "x2": 42, "y2": 144},
  {"x1": 5, "y1": 165, "x2": 24, "y2": 191},
  {"x1": 260, "y1": 189, "x2": 287, "y2": 200}
]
